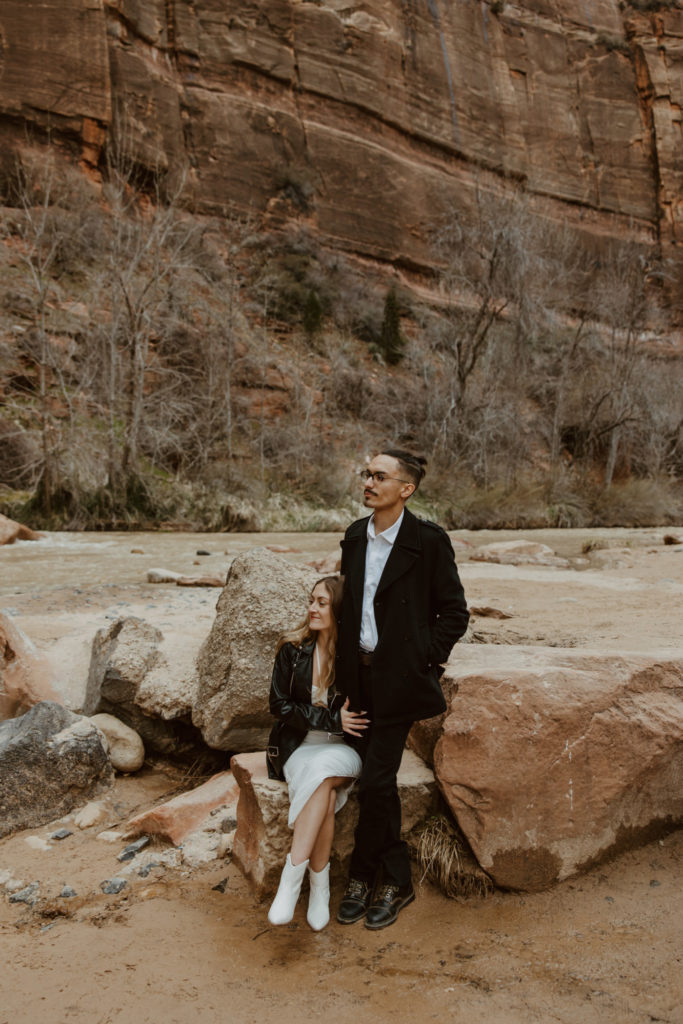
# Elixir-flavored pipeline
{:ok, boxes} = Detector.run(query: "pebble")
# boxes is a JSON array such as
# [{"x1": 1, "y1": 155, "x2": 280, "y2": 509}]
[
  {"x1": 196, "y1": 550, "x2": 211, "y2": 556},
  {"x1": 212, "y1": 878, "x2": 228, "y2": 893},
  {"x1": 138, "y1": 862, "x2": 161, "y2": 878},
  {"x1": 649, "y1": 879, "x2": 661, "y2": 887},
  {"x1": 118, "y1": 836, "x2": 151, "y2": 862},
  {"x1": 60, "y1": 886, "x2": 77, "y2": 898},
  {"x1": 73, "y1": 801, "x2": 109, "y2": 830},
  {"x1": 50, "y1": 828, "x2": 73, "y2": 841},
  {"x1": 9, "y1": 882, "x2": 39, "y2": 905},
  {"x1": 97, "y1": 830, "x2": 124, "y2": 843},
  {"x1": 101, "y1": 878, "x2": 127, "y2": 895}
]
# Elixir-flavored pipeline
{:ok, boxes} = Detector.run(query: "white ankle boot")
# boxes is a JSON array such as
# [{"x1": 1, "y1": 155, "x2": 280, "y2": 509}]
[
  {"x1": 307, "y1": 863, "x2": 330, "y2": 931},
  {"x1": 268, "y1": 854, "x2": 309, "y2": 925}
]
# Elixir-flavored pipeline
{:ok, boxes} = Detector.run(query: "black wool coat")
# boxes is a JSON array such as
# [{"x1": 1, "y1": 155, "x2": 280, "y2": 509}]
[{"x1": 336, "y1": 507, "x2": 469, "y2": 725}]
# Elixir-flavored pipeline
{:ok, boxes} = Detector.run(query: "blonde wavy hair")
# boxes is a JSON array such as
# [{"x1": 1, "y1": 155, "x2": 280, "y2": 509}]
[{"x1": 276, "y1": 575, "x2": 344, "y2": 694}]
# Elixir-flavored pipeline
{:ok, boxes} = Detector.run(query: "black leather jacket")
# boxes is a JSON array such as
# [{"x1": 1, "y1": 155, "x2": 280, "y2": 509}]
[{"x1": 266, "y1": 641, "x2": 346, "y2": 780}]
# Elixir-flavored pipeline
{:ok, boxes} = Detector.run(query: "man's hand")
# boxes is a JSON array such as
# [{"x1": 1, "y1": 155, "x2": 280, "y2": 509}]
[{"x1": 341, "y1": 697, "x2": 370, "y2": 736}]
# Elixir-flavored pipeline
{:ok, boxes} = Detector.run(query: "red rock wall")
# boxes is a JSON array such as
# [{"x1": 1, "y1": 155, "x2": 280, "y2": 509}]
[{"x1": 0, "y1": 0, "x2": 680, "y2": 321}]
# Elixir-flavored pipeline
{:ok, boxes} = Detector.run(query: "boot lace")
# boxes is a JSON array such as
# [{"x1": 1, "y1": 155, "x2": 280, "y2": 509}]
[{"x1": 346, "y1": 878, "x2": 370, "y2": 900}]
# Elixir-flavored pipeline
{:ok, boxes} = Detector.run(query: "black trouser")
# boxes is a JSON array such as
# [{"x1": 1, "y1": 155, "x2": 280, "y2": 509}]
[{"x1": 349, "y1": 663, "x2": 413, "y2": 888}]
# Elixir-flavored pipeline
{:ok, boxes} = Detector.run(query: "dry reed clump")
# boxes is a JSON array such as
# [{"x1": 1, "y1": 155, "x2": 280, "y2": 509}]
[{"x1": 413, "y1": 814, "x2": 494, "y2": 899}]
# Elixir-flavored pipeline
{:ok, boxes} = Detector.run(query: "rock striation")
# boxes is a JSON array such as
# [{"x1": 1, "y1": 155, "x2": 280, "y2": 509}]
[
  {"x1": 0, "y1": 1, "x2": 680, "y2": 319},
  {"x1": 424, "y1": 645, "x2": 683, "y2": 891},
  {"x1": 0, "y1": 700, "x2": 113, "y2": 838}
]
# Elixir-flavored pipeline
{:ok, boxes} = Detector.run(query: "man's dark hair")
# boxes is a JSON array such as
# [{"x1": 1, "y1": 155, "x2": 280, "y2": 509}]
[{"x1": 380, "y1": 448, "x2": 427, "y2": 491}]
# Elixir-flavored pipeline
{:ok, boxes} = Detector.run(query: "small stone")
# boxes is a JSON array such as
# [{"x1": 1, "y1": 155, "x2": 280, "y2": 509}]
[
  {"x1": 101, "y1": 878, "x2": 127, "y2": 895},
  {"x1": 217, "y1": 833, "x2": 234, "y2": 858},
  {"x1": 212, "y1": 878, "x2": 228, "y2": 893},
  {"x1": 604, "y1": 896, "x2": 614, "y2": 903},
  {"x1": 130, "y1": 548, "x2": 144, "y2": 554},
  {"x1": 196, "y1": 550, "x2": 211, "y2": 556},
  {"x1": 60, "y1": 886, "x2": 77, "y2": 898},
  {"x1": 118, "y1": 836, "x2": 151, "y2": 861},
  {"x1": 146, "y1": 568, "x2": 183, "y2": 583},
  {"x1": 97, "y1": 830, "x2": 124, "y2": 843},
  {"x1": 649, "y1": 879, "x2": 661, "y2": 887},
  {"x1": 138, "y1": 862, "x2": 161, "y2": 878},
  {"x1": 9, "y1": 882, "x2": 39, "y2": 905},
  {"x1": 73, "y1": 801, "x2": 108, "y2": 830},
  {"x1": 50, "y1": 828, "x2": 73, "y2": 841}
]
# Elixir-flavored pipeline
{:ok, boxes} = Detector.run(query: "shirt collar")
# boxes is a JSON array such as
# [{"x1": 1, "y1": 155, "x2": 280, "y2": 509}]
[{"x1": 367, "y1": 509, "x2": 404, "y2": 544}]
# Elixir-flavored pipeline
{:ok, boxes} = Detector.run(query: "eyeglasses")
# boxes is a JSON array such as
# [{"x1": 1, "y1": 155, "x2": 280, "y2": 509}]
[{"x1": 359, "y1": 469, "x2": 410, "y2": 484}]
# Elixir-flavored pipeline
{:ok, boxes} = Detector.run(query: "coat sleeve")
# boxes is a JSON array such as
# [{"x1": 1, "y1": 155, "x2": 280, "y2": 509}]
[
  {"x1": 427, "y1": 530, "x2": 470, "y2": 666},
  {"x1": 269, "y1": 645, "x2": 343, "y2": 735}
]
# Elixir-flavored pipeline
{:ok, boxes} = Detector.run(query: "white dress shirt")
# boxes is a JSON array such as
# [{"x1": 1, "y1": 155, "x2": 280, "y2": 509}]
[{"x1": 359, "y1": 510, "x2": 404, "y2": 652}]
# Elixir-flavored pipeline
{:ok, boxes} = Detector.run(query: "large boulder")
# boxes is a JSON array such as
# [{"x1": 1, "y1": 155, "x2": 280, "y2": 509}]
[
  {"x1": 84, "y1": 616, "x2": 206, "y2": 757},
  {"x1": 231, "y1": 749, "x2": 439, "y2": 898},
  {"x1": 0, "y1": 613, "x2": 60, "y2": 721},
  {"x1": 470, "y1": 539, "x2": 569, "y2": 567},
  {"x1": 0, "y1": 701, "x2": 113, "y2": 838},
  {"x1": 0, "y1": 513, "x2": 43, "y2": 545},
  {"x1": 192, "y1": 548, "x2": 318, "y2": 751},
  {"x1": 427, "y1": 646, "x2": 683, "y2": 892}
]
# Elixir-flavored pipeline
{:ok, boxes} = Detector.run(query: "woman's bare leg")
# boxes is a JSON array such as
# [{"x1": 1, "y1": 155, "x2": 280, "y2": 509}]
[
  {"x1": 290, "y1": 776, "x2": 350, "y2": 868},
  {"x1": 309, "y1": 789, "x2": 337, "y2": 871}
]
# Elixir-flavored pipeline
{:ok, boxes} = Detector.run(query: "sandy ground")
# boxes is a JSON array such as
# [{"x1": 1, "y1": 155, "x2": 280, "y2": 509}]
[{"x1": 1, "y1": 527, "x2": 682, "y2": 1024}]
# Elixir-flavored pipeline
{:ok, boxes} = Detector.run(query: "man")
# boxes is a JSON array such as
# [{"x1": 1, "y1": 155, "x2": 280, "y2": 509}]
[{"x1": 336, "y1": 448, "x2": 469, "y2": 930}]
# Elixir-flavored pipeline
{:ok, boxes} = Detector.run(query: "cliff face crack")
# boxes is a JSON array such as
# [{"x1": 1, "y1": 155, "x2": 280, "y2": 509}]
[
  {"x1": 288, "y1": 4, "x2": 312, "y2": 187},
  {"x1": 625, "y1": 34, "x2": 663, "y2": 250}
]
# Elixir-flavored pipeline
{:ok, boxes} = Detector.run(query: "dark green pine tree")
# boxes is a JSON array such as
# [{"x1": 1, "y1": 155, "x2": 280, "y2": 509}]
[
  {"x1": 380, "y1": 285, "x2": 405, "y2": 365},
  {"x1": 302, "y1": 289, "x2": 323, "y2": 340}
]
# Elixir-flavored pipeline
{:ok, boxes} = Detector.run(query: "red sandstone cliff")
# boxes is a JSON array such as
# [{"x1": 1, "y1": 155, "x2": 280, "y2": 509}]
[{"x1": 0, "y1": 0, "x2": 680, "y2": 321}]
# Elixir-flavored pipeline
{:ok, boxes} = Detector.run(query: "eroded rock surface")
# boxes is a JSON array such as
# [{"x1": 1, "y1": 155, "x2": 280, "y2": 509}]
[
  {"x1": 122, "y1": 771, "x2": 239, "y2": 845},
  {"x1": 0, "y1": 2, "x2": 680, "y2": 317},
  {"x1": 429, "y1": 646, "x2": 683, "y2": 891},
  {"x1": 193, "y1": 548, "x2": 318, "y2": 751},
  {"x1": 85, "y1": 616, "x2": 205, "y2": 757},
  {"x1": 0, "y1": 701, "x2": 113, "y2": 838}
]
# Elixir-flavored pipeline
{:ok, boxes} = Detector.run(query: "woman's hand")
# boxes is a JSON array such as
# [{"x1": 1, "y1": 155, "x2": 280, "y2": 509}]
[{"x1": 340, "y1": 697, "x2": 370, "y2": 737}]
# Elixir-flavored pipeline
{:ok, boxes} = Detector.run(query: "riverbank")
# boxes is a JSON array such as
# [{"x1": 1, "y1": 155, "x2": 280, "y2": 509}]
[{"x1": 1, "y1": 526, "x2": 681, "y2": 1023}]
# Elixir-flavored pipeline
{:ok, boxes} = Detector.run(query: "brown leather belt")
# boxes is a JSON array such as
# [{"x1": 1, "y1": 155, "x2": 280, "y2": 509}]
[{"x1": 358, "y1": 650, "x2": 373, "y2": 667}]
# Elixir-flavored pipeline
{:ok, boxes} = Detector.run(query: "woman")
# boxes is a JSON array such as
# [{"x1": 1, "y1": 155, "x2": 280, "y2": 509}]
[{"x1": 266, "y1": 575, "x2": 368, "y2": 930}]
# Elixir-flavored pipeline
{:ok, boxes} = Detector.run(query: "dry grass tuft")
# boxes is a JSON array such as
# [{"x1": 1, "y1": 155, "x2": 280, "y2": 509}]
[{"x1": 413, "y1": 815, "x2": 494, "y2": 899}]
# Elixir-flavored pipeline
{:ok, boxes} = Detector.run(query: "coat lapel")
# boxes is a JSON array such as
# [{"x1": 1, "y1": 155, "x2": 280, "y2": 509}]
[
  {"x1": 341, "y1": 522, "x2": 368, "y2": 619},
  {"x1": 375, "y1": 508, "x2": 421, "y2": 597}
]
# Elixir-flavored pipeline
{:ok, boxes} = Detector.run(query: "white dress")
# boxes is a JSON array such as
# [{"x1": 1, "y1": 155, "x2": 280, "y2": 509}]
[{"x1": 283, "y1": 682, "x2": 362, "y2": 828}]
